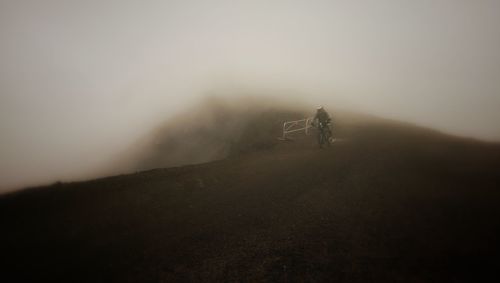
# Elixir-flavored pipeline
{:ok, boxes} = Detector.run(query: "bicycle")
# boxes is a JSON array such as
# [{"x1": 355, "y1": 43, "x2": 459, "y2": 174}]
[{"x1": 316, "y1": 121, "x2": 334, "y2": 148}]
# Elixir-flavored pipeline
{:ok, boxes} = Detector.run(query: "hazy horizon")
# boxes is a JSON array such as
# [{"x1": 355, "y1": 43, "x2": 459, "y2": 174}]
[{"x1": 1, "y1": 0, "x2": 500, "y2": 192}]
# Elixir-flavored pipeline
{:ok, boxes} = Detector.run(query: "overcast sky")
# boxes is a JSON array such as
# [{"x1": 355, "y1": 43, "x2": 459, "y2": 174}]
[{"x1": 1, "y1": 0, "x2": 499, "y2": 192}]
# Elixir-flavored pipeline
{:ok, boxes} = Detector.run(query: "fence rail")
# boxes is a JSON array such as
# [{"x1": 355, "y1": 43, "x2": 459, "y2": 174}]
[{"x1": 281, "y1": 117, "x2": 313, "y2": 139}]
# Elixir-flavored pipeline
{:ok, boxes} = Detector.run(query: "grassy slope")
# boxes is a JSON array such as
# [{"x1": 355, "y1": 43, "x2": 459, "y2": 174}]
[{"x1": 1, "y1": 112, "x2": 500, "y2": 282}]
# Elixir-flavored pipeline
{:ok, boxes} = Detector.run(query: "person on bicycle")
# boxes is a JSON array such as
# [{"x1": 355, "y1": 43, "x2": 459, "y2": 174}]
[{"x1": 312, "y1": 106, "x2": 333, "y2": 146}]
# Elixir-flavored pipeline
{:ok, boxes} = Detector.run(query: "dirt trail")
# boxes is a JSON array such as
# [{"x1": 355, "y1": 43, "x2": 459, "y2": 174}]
[{"x1": 1, "y1": 115, "x2": 500, "y2": 282}]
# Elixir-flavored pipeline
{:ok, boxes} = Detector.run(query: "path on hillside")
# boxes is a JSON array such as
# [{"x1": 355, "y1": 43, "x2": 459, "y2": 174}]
[{"x1": 1, "y1": 122, "x2": 500, "y2": 282}]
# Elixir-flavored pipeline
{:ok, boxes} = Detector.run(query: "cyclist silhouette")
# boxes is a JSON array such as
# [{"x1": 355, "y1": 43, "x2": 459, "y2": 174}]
[{"x1": 312, "y1": 106, "x2": 333, "y2": 147}]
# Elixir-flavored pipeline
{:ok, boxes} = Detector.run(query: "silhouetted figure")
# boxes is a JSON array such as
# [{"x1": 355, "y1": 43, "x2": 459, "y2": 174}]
[{"x1": 313, "y1": 106, "x2": 333, "y2": 147}]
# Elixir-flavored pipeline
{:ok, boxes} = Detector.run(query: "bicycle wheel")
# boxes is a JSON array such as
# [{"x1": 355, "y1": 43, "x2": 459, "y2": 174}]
[
  {"x1": 320, "y1": 127, "x2": 331, "y2": 147},
  {"x1": 317, "y1": 129, "x2": 324, "y2": 147}
]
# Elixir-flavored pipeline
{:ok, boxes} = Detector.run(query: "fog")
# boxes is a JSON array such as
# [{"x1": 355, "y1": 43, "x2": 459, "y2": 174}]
[{"x1": 1, "y1": 0, "x2": 499, "y2": 192}]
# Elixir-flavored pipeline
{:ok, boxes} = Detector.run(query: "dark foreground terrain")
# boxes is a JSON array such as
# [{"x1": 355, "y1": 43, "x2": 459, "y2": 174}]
[{"x1": 1, "y1": 113, "x2": 500, "y2": 282}]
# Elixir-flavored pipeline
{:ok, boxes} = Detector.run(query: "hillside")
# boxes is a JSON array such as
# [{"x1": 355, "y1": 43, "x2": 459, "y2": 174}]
[{"x1": 1, "y1": 106, "x2": 500, "y2": 282}]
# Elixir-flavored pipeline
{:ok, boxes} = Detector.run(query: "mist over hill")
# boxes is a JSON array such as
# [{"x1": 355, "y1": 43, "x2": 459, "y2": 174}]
[
  {"x1": 129, "y1": 96, "x2": 307, "y2": 170},
  {"x1": 2, "y1": 92, "x2": 496, "y2": 194},
  {"x1": 113, "y1": 95, "x2": 473, "y2": 176}
]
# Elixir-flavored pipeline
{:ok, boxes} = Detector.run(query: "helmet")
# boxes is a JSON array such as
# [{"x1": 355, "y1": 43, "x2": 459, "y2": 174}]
[{"x1": 317, "y1": 106, "x2": 324, "y2": 110}]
